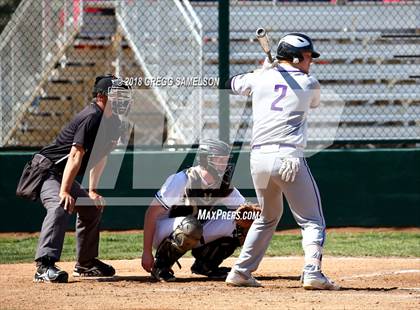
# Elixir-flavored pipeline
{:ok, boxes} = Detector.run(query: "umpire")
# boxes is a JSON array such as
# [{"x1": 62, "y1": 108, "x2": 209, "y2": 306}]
[{"x1": 31, "y1": 74, "x2": 131, "y2": 283}]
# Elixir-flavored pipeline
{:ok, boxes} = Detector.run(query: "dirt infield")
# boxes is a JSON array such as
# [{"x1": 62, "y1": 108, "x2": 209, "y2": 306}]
[{"x1": 1, "y1": 257, "x2": 419, "y2": 310}]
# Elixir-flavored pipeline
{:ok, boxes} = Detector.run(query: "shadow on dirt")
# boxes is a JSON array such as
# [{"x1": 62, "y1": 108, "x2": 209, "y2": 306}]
[
  {"x1": 92, "y1": 276, "x2": 152, "y2": 283},
  {"x1": 256, "y1": 275, "x2": 301, "y2": 281},
  {"x1": 80, "y1": 276, "x2": 401, "y2": 292},
  {"x1": 338, "y1": 286, "x2": 399, "y2": 292},
  {"x1": 90, "y1": 275, "x2": 227, "y2": 283}
]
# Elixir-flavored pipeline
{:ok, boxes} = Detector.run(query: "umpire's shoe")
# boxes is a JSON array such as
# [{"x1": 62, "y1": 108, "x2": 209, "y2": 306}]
[
  {"x1": 34, "y1": 259, "x2": 68, "y2": 283},
  {"x1": 73, "y1": 258, "x2": 115, "y2": 277}
]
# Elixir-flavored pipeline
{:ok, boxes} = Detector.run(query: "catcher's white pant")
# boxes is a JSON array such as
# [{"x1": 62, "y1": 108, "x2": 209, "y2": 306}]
[
  {"x1": 153, "y1": 216, "x2": 236, "y2": 249},
  {"x1": 233, "y1": 149, "x2": 326, "y2": 277}
]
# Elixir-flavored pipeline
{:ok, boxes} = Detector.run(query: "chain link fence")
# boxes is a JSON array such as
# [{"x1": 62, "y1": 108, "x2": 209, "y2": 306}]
[{"x1": 0, "y1": 0, "x2": 418, "y2": 148}]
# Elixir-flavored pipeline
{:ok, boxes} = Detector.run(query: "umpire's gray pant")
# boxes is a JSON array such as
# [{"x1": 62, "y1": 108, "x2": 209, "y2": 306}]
[{"x1": 35, "y1": 171, "x2": 102, "y2": 264}]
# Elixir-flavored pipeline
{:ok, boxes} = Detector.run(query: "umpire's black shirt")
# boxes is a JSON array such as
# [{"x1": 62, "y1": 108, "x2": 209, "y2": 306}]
[{"x1": 40, "y1": 100, "x2": 121, "y2": 176}]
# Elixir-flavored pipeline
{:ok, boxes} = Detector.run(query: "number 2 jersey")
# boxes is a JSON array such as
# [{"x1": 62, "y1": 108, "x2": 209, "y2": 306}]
[{"x1": 229, "y1": 63, "x2": 320, "y2": 150}]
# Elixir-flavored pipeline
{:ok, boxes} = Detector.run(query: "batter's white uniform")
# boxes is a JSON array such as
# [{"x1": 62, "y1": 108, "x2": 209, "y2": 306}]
[
  {"x1": 153, "y1": 166, "x2": 246, "y2": 249},
  {"x1": 230, "y1": 63, "x2": 325, "y2": 277}
]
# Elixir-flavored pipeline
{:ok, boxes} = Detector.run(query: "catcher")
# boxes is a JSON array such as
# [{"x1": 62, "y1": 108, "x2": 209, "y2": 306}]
[{"x1": 141, "y1": 139, "x2": 261, "y2": 282}]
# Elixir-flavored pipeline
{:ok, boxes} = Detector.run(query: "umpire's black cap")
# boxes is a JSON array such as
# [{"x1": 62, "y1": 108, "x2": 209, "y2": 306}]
[{"x1": 92, "y1": 74, "x2": 115, "y2": 98}]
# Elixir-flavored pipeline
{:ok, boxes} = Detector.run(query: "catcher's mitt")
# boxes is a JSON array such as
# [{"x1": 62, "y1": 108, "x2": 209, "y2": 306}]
[
  {"x1": 235, "y1": 203, "x2": 261, "y2": 245},
  {"x1": 235, "y1": 203, "x2": 261, "y2": 229}
]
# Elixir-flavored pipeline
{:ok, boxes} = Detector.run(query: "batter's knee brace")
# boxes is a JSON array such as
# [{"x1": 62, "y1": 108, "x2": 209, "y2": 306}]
[{"x1": 256, "y1": 214, "x2": 281, "y2": 229}]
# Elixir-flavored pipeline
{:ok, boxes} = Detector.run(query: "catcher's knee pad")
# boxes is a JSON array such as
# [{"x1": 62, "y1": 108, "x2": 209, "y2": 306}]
[
  {"x1": 191, "y1": 236, "x2": 239, "y2": 271},
  {"x1": 153, "y1": 216, "x2": 202, "y2": 271},
  {"x1": 172, "y1": 215, "x2": 203, "y2": 252}
]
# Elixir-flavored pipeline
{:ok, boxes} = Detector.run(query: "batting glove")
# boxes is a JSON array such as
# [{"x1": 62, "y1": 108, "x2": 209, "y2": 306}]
[
  {"x1": 278, "y1": 157, "x2": 300, "y2": 182},
  {"x1": 262, "y1": 57, "x2": 279, "y2": 70}
]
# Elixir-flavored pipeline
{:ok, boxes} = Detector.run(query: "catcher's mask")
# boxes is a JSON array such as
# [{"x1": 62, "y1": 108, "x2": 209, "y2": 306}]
[
  {"x1": 92, "y1": 74, "x2": 133, "y2": 116},
  {"x1": 198, "y1": 139, "x2": 234, "y2": 180}
]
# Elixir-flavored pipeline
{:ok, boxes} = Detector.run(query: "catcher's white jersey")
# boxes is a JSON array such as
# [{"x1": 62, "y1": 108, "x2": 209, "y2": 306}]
[
  {"x1": 152, "y1": 167, "x2": 246, "y2": 248},
  {"x1": 230, "y1": 63, "x2": 320, "y2": 149}
]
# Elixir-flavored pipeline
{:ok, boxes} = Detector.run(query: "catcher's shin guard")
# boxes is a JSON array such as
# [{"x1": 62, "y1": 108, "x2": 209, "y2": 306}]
[
  {"x1": 191, "y1": 236, "x2": 240, "y2": 278},
  {"x1": 152, "y1": 216, "x2": 203, "y2": 281},
  {"x1": 152, "y1": 237, "x2": 185, "y2": 282}
]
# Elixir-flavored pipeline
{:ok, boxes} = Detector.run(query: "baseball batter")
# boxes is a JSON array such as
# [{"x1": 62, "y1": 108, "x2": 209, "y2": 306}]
[
  {"x1": 141, "y1": 139, "x2": 259, "y2": 282},
  {"x1": 225, "y1": 33, "x2": 339, "y2": 290}
]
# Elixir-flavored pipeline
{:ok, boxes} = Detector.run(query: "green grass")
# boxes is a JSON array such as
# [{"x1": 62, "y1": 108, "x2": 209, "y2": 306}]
[
  {"x1": 266, "y1": 232, "x2": 420, "y2": 257},
  {"x1": 0, "y1": 231, "x2": 419, "y2": 264}
]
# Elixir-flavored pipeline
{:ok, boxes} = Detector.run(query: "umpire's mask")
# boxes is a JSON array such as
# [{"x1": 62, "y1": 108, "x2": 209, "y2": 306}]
[{"x1": 107, "y1": 78, "x2": 133, "y2": 117}]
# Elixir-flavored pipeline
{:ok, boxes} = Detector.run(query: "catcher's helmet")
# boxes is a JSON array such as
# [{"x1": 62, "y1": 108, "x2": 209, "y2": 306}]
[
  {"x1": 276, "y1": 33, "x2": 320, "y2": 64},
  {"x1": 198, "y1": 139, "x2": 232, "y2": 177},
  {"x1": 199, "y1": 139, "x2": 230, "y2": 158},
  {"x1": 92, "y1": 74, "x2": 132, "y2": 116}
]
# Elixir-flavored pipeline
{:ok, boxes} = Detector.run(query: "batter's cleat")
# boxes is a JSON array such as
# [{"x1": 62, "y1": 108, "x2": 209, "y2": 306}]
[
  {"x1": 34, "y1": 264, "x2": 68, "y2": 283},
  {"x1": 73, "y1": 259, "x2": 115, "y2": 277},
  {"x1": 302, "y1": 271, "x2": 340, "y2": 290},
  {"x1": 225, "y1": 270, "x2": 262, "y2": 287},
  {"x1": 151, "y1": 267, "x2": 176, "y2": 282}
]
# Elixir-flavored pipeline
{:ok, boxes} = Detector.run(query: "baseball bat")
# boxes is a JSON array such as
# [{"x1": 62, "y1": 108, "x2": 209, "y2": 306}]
[{"x1": 255, "y1": 28, "x2": 274, "y2": 63}]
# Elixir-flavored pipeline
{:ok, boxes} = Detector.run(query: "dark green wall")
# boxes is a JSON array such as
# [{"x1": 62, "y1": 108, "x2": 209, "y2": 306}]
[{"x1": 1, "y1": 149, "x2": 419, "y2": 232}]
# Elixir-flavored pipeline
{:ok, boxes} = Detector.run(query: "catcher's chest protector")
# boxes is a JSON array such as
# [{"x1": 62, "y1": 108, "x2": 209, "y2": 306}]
[
  {"x1": 185, "y1": 167, "x2": 233, "y2": 205},
  {"x1": 169, "y1": 167, "x2": 233, "y2": 217},
  {"x1": 169, "y1": 167, "x2": 233, "y2": 218}
]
